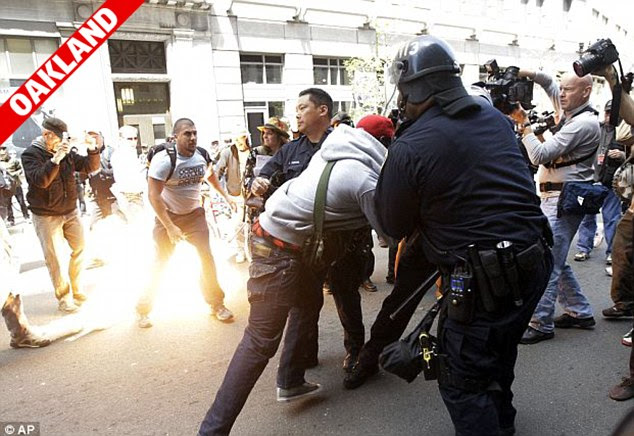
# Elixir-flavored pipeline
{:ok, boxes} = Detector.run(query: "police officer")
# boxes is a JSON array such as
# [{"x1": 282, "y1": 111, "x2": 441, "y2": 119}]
[{"x1": 374, "y1": 35, "x2": 553, "y2": 435}]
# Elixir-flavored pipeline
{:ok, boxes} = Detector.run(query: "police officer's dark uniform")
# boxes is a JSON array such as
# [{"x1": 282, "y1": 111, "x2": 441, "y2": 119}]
[{"x1": 374, "y1": 36, "x2": 553, "y2": 435}]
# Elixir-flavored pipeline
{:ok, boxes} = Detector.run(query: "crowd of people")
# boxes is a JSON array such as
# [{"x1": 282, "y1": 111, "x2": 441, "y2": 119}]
[{"x1": 2, "y1": 33, "x2": 634, "y2": 436}]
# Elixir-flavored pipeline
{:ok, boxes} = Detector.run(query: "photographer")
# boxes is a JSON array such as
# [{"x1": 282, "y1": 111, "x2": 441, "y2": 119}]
[
  {"x1": 215, "y1": 131, "x2": 251, "y2": 263},
  {"x1": 573, "y1": 100, "x2": 625, "y2": 267},
  {"x1": 517, "y1": 69, "x2": 600, "y2": 344},
  {"x1": 21, "y1": 118, "x2": 100, "y2": 313},
  {"x1": 590, "y1": 56, "x2": 634, "y2": 402}
]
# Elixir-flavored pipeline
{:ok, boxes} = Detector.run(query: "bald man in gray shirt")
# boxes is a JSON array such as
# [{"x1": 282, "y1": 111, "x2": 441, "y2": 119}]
[{"x1": 517, "y1": 71, "x2": 601, "y2": 344}]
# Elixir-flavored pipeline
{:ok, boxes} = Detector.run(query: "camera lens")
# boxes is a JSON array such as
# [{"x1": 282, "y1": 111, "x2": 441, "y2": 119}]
[{"x1": 572, "y1": 59, "x2": 587, "y2": 77}]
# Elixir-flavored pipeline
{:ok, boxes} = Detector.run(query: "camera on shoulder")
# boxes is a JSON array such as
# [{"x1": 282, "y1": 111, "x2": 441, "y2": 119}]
[{"x1": 482, "y1": 59, "x2": 534, "y2": 115}]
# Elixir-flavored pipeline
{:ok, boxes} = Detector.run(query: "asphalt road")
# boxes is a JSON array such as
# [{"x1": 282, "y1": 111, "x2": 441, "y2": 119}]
[{"x1": 1, "y1": 217, "x2": 633, "y2": 436}]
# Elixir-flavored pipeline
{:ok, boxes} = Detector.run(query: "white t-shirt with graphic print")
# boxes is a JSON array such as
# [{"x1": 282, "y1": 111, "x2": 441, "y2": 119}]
[{"x1": 148, "y1": 149, "x2": 207, "y2": 215}]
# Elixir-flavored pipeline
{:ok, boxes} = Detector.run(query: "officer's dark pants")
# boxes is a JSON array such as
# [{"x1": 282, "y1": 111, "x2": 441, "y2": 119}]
[
  {"x1": 362, "y1": 230, "x2": 375, "y2": 280},
  {"x1": 357, "y1": 238, "x2": 436, "y2": 368},
  {"x1": 438, "y1": 247, "x2": 553, "y2": 436},
  {"x1": 386, "y1": 240, "x2": 398, "y2": 281},
  {"x1": 610, "y1": 210, "x2": 634, "y2": 310},
  {"x1": 329, "y1": 240, "x2": 370, "y2": 356},
  {"x1": 289, "y1": 229, "x2": 373, "y2": 364},
  {"x1": 199, "y1": 244, "x2": 323, "y2": 436}
]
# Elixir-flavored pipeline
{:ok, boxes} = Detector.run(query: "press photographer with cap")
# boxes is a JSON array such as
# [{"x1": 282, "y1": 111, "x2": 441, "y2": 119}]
[
  {"x1": 374, "y1": 35, "x2": 552, "y2": 435},
  {"x1": 21, "y1": 117, "x2": 100, "y2": 313},
  {"x1": 516, "y1": 68, "x2": 601, "y2": 344}
]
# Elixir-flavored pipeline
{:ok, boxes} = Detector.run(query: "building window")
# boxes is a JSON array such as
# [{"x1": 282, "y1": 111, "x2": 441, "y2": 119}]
[
  {"x1": 108, "y1": 40, "x2": 167, "y2": 74},
  {"x1": 313, "y1": 58, "x2": 350, "y2": 86},
  {"x1": 113, "y1": 82, "x2": 170, "y2": 125},
  {"x1": 0, "y1": 37, "x2": 58, "y2": 77},
  {"x1": 268, "y1": 101, "x2": 284, "y2": 117},
  {"x1": 563, "y1": 0, "x2": 572, "y2": 12},
  {"x1": 333, "y1": 101, "x2": 353, "y2": 113},
  {"x1": 240, "y1": 54, "x2": 283, "y2": 84}
]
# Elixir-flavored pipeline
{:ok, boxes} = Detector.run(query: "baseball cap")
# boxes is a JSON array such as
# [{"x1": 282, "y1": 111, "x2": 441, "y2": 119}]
[
  {"x1": 42, "y1": 117, "x2": 68, "y2": 139},
  {"x1": 356, "y1": 114, "x2": 395, "y2": 142}
]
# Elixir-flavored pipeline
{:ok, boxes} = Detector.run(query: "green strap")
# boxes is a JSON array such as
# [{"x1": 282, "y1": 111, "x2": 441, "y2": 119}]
[{"x1": 313, "y1": 161, "x2": 336, "y2": 237}]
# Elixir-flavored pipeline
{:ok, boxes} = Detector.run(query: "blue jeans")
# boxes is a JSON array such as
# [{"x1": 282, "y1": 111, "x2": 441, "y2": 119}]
[
  {"x1": 198, "y1": 242, "x2": 323, "y2": 436},
  {"x1": 576, "y1": 189, "x2": 622, "y2": 256},
  {"x1": 31, "y1": 211, "x2": 85, "y2": 300},
  {"x1": 530, "y1": 196, "x2": 593, "y2": 333}
]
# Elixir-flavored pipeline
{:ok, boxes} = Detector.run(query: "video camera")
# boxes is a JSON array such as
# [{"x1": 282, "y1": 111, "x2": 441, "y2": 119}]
[
  {"x1": 573, "y1": 38, "x2": 619, "y2": 77},
  {"x1": 482, "y1": 59, "x2": 534, "y2": 115},
  {"x1": 528, "y1": 110, "x2": 557, "y2": 136}
]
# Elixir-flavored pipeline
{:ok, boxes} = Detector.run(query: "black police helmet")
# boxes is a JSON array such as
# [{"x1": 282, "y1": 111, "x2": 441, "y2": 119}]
[{"x1": 389, "y1": 35, "x2": 462, "y2": 104}]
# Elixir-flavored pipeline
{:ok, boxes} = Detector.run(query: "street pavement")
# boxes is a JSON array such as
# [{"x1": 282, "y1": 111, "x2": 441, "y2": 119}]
[{"x1": 1, "y1": 216, "x2": 633, "y2": 436}]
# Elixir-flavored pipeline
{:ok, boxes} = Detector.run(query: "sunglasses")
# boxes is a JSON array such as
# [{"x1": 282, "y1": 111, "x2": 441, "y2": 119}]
[{"x1": 125, "y1": 137, "x2": 138, "y2": 141}]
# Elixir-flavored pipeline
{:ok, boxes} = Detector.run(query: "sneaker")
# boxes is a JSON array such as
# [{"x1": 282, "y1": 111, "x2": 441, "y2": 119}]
[
  {"x1": 553, "y1": 313, "x2": 596, "y2": 329},
  {"x1": 609, "y1": 377, "x2": 634, "y2": 401},
  {"x1": 361, "y1": 279, "x2": 378, "y2": 292},
  {"x1": 603, "y1": 305, "x2": 634, "y2": 318},
  {"x1": 607, "y1": 254, "x2": 613, "y2": 265},
  {"x1": 343, "y1": 363, "x2": 379, "y2": 389},
  {"x1": 235, "y1": 252, "x2": 246, "y2": 264},
  {"x1": 623, "y1": 329, "x2": 633, "y2": 347},
  {"x1": 593, "y1": 232, "x2": 604, "y2": 249},
  {"x1": 211, "y1": 305, "x2": 234, "y2": 323},
  {"x1": 137, "y1": 314, "x2": 153, "y2": 328},
  {"x1": 276, "y1": 382, "x2": 321, "y2": 402},
  {"x1": 10, "y1": 335, "x2": 51, "y2": 349},
  {"x1": 519, "y1": 326, "x2": 554, "y2": 345},
  {"x1": 58, "y1": 298, "x2": 79, "y2": 314},
  {"x1": 574, "y1": 252, "x2": 590, "y2": 261},
  {"x1": 606, "y1": 266, "x2": 613, "y2": 277},
  {"x1": 73, "y1": 292, "x2": 88, "y2": 306}
]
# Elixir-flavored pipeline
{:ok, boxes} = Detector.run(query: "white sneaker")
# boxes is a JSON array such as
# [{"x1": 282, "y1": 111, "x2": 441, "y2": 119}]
[
  {"x1": 137, "y1": 314, "x2": 153, "y2": 328},
  {"x1": 235, "y1": 252, "x2": 246, "y2": 264},
  {"x1": 606, "y1": 266, "x2": 613, "y2": 277},
  {"x1": 58, "y1": 297, "x2": 79, "y2": 313},
  {"x1": 593, "y1": 232, "x2": 604, "y2": 249}
]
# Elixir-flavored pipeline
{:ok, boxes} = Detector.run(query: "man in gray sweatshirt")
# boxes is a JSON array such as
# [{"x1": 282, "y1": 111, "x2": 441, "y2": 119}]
[{"x1": 198, "y1": 117, "x2": 390, "y2": 436}]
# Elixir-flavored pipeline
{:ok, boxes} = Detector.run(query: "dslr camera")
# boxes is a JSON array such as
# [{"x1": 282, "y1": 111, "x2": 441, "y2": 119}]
[
  {"x1": 528, "y1": 110, "x2": 557, "y2": 136},
  {"x1": 482, "y1": 59, "x2": 534, "y2": 115},
  {"x1": 573, "y1": 38, "x2": 619, "y2": 77}
]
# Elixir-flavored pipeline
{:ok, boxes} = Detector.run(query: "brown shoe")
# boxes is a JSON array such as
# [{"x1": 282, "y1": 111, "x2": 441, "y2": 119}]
[{"x1": 610, "y1": 377, "x2": 634, "y2": 401}]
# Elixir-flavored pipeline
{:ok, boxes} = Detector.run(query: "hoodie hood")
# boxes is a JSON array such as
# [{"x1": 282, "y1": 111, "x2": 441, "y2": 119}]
[
  {"x1": 259, "y1": 123, "x2": 387, "y2": 246},
  {"x1": 320, "y1": 124, "x2": 386, "y2": 175}
]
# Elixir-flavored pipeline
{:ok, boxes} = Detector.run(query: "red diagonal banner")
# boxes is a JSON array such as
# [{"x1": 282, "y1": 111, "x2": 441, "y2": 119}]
[{"x1": 0, "y1": 0, "x2": 144, "y2": 145}]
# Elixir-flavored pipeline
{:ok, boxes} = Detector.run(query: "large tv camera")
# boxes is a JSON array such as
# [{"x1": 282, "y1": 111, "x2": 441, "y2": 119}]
[{"x1": 482, "y1": 59, "x2": 534, "y2": 115}]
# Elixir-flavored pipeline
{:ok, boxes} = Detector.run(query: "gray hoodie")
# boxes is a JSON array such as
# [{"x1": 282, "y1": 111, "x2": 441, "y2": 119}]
[{"x1": 259, "y1": 124, "x2": 386, "y2": 246}]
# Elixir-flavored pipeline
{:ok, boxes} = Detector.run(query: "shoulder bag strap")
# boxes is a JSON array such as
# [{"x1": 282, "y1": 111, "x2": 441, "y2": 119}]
[{"x1": 313, "y1": 161, "x2": 336, "y2": 238}]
